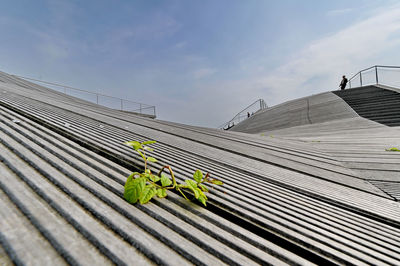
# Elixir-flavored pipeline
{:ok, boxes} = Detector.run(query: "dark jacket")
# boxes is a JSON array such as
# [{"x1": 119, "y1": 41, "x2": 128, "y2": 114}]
[{"x1": 340, "y1": 77, "x2": 348, "y2": 89}]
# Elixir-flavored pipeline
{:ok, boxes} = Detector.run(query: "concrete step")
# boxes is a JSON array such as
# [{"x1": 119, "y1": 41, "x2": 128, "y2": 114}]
[
  {"x1": 333, "y1": 86, "x2": 400, "y2": 127},
  {"x1": 351, "y1": 103, "x2": 400, "y2": 110},
  {"x1": 355, "y1": 111, "x2": 400, "y2": 118},
  {"x1": 346, "y1": 98, "x2": 400, "y2": 106}
]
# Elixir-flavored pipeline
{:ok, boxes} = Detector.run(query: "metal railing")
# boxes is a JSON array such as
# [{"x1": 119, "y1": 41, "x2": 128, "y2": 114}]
[
  {"x1": 348, "y1": 65, "x2": 400, "y2": 89},
  {"x1": 12, "y1": 75, "x2": 156, "y2": 117},
  {"x1": 219, "y1": 99, "x2": 267, "y2": 129}
]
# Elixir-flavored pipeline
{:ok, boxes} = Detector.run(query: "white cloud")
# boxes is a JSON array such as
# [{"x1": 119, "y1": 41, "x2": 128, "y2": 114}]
[
  {"x1": 259, "y1": 5, "x2": 400, "y2": 105},
  {"x1": 173, "y1": 4, "x2": 400, "y2": 127}
]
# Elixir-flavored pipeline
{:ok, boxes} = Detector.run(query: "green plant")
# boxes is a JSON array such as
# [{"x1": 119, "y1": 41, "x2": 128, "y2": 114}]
[
  {"x1": 123, "y1": 140, "x2": 223, "y2": 206},
  {"x1": 385, "y1": 147, "x2": 400, "y2": 152}
]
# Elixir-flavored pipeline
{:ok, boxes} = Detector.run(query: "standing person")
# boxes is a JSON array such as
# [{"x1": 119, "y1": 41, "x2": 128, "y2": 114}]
[{"x1": 339, "y1": 75, "x2": 348, "y2": 90}]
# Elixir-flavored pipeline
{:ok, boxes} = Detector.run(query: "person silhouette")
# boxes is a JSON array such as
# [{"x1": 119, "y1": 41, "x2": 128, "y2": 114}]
[{"x1": 339, "y1": 75, "x2": 348, "y2": 90}]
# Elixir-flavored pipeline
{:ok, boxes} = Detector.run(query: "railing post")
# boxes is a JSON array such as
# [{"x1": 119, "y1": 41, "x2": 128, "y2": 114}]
[
  {"x1": 140, "y1": 103, "x2": 142, "y2": 114},
  {"x1": 349, "y1": 80, "x2": 351, "y2": 88},
  {"x1": 121, "y1": 99, "x2": 123, "y2": 111},
  {"x1": 360, "y1": 72, "x2": 363, "y2": 87},
  {"x1": 375, "y1": 66, "x2": 379, "y2": 84},
  {"x1": 96, "y1": 94, "x2": 99, "y2": 104}
]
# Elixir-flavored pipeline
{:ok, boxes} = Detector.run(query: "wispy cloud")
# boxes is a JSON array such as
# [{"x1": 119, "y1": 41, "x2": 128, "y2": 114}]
[
  {"x1": 170, "y1": 4, "x2": 400, "y2": 127},
  {"x1": 259, "y1": 4, "x2": 400, "y2": 105}
]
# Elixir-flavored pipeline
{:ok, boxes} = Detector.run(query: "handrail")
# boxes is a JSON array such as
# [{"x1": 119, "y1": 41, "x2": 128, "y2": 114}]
[
  {"x1": 348, "y1": 65, "x2": 400, "y2": 89},
  {"x1": 12, "y1": 75, "x2": 156, "y2": 117},
  {"x1": 219, "y1": 99, "x2": 267, "y2": 129}
]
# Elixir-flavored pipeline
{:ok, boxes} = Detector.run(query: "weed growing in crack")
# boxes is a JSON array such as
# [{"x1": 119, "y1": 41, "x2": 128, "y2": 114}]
[{"x1": 123, "y1": 140, "x2": 223, "y2": 206}]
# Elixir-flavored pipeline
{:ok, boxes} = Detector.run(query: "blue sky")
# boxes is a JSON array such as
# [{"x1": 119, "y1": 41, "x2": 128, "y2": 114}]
[{"x1": 1, "y1": 0, "x2": 400, "y2": 127}]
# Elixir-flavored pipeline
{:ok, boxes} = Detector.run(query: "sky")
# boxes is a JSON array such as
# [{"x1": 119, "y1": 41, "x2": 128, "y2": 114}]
[{"x1": 1, "y1": 0, "x2": 400, "y2": 127}]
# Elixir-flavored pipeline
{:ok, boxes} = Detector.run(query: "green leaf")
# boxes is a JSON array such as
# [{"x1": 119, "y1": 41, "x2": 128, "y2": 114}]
[
  {"x1": 197, "y1": 194, "x2": 207, "y2": 206},
  {"x1": 125, "y1": 141, "x2": 142, "y2": 151},
  {"x1": 209, "y1": 179, "x2": 223, "y2": 185},
  {"x1": 193, "y1": 170, "x2": 203, "y2": 183},
  {"x1": 149, "y1": 174, "x2": 160, "y2": 183},
  {"x1": 147, "y1": 157, "x2": 157, "y2": 163},
  {"x1": 124, "y1": 173, "x2": 134, "y2": 190},
  {"x1": 139, "y1": 185, "x2": 157, "y2": 204},
  {"x1": 125, "y1": 172, "x2": 140, "y2": 188},
  {"x1": 143, "y1": 171, "x2": 152, "y2": 180},
  {"x1": 198, "y1": 183, "x2": 208, "y2": 192},
  {"x1": 198, "y1": 188, "x2": 207, "y2": 198},
  {"x1": 143, "y1": 147, "x2": 154, "y2": 151},
  {"x1": 156, "y1": 188, "x2": 167, "y2": 198},
  {"x1": 142, "y1": 140, "x2": 157, "y2": 145},
  {"x1": 185, "y1": 179, "x2": 198, "y2": 188},
  {"x1": 194, "y1": 188, "x2": 207, "y2": 204},
  {"x1": 185, "y1": 179, "x2": 199, "y2": 198},
  {"x1": 176, "y1": 183, "x2": 186, "y2": 189},
  {"x1": 124, "y1": 141, "x2": 140, "y2": 146},
  {"x1": 124, "y1": 177, "x2": 146, "y2": 204},
  {"x1": 161, "y1": 174, "x2": 172, "y2": 187},
  {"x1": 386, "y1": 147, "x2": 400, "y2": 152}
]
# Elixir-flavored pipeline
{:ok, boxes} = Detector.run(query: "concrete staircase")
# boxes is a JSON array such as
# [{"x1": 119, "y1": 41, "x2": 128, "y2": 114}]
[{"x1": 333, "y1": 86, "x2": 400, "y2": 126}]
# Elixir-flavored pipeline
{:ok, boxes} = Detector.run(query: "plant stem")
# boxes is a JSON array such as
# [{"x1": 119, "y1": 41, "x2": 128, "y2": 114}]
[
  {"x1": 201, "y1": 173, "x2": 210, "y2": 183},
  {"x1": 148, "y1": 181, "x2": 163, "y2": 188},
  {"x1": 168, "y1": 166, "x2": 177, "y2": 188},
  {"x1": 157, "y1": 166, "x2": 177, "y2": 189},
  {"x1": 143, "y1": 149, "x2": 147, "y2": 171},
  {"x1": 176, "y1": 187, "x2": 189, "y2": 200}
]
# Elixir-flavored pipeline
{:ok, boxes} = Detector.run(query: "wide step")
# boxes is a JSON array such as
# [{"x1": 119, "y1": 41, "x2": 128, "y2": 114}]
[{"x1": 333, "y1": 86, "x2": 400, "y2": 127}]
